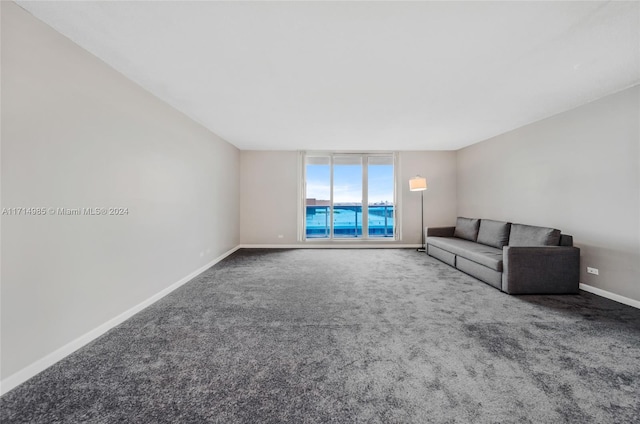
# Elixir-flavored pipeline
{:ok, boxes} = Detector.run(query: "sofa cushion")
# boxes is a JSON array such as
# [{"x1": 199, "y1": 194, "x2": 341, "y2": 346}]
[
  {"x1": 509, "y1": 224, "x2": 561, "y2": 247},
  {"x1": 453, "y1": 217, "x2": 480, "y2": 242},
  {"x1": 427, "y1": 244, "x2": 456, "y2": 267},
  {"x1": 427, "y1": 236, "x2": 504, "y2": 271},
  {"x1": 456, "y1": 257, "x2": 502, "y2": 289},
  {"x1": 477, "y1": 219, "x2": 511, "y2": 249}
]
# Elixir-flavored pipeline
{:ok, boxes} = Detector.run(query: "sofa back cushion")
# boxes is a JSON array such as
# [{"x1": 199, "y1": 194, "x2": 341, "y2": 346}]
[
  {"x1": 509, "y1": 224, "x2": 561, "y2": 246},
  {"x1": 559, "y1": 234, "x2": 574, "y2": 247},
  {"x1": 453, "y1": 217, "x2": 480, "y2": 241},
  {"x1": 477, "y1": 219, "x2": 511, "y2": 249}
]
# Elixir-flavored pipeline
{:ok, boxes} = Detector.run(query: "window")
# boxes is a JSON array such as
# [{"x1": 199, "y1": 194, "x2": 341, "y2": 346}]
[{"x1": 303, "y1": 153, "x2": 396, "y2": 240}]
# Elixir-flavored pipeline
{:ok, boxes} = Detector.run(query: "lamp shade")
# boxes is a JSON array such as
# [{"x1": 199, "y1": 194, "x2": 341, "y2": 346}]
[{"x1": 409, "y1": 176, "x2": 427, "y2": 191}]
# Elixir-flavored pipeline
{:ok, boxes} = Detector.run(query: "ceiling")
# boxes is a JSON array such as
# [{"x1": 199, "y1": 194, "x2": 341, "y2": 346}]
[{"x1": 15, "y1": 1, "x2": 640, "y2": 151}]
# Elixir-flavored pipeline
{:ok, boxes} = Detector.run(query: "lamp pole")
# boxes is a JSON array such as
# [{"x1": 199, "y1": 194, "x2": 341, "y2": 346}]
[{"x1": 418, "y1": 189, "x2": 425, "y2": 252}]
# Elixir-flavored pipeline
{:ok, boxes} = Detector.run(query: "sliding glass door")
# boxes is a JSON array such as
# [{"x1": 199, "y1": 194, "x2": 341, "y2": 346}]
[
  {"x1": 332, "y1": 155, "x2": 363, "y2": 237},
  {"x1": 367, "y1": 155, "x2": 395, "y2": 238},
  {"x1": 304, "y1": 153, "x2": 396, "y2": 240},
  {"x1": 305, "y1": 156, "x2": 331, "y2": 238}
]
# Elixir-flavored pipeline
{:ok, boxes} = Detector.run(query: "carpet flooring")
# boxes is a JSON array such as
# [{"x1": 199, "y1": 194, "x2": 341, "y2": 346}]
[{"x1": 1, "y1": 248, "x2": 639, "y2": 423}]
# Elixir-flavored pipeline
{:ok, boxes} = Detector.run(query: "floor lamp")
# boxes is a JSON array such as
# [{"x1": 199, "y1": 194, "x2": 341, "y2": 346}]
[{"x1": 409, "y1": 176, "x2": 428, "y2": 252}]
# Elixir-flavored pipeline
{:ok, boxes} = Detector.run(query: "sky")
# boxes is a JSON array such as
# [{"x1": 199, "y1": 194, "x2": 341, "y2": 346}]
[{"x1": 306, "y1": 164, "x2": 394, "y2": 204}]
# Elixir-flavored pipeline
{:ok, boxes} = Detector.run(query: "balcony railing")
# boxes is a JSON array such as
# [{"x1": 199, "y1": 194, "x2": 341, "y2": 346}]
[{"x1": 306, "y1": 205, "x2": 394, "y2": 238}]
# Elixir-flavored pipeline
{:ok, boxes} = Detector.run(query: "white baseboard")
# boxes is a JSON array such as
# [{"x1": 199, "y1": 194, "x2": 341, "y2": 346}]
[
  {"x1": 239, "y1": 244, "x2": 422, "y2": 249},
  {"x1": 579, "y1": 283, "x2": 640, "y2": 309},
  {"x1": 0, "y1": 245, "x2": 241, "y2": 397}
]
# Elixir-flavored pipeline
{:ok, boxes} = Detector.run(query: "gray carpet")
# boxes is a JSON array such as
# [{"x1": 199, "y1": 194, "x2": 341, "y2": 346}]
[{"x1": 2, "y1": 248, "x2": 639, "y2": 423}]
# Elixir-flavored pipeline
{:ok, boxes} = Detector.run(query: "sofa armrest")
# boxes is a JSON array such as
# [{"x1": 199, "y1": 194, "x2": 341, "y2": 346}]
[
  {"x1": 502, "y1": 246, "x2": 580, "y2": 294},
  {"x1": 426, "y1": 226, "x2": 455, "y2": 237}
]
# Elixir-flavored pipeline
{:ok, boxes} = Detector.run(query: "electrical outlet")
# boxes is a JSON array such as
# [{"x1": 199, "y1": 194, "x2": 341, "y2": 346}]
[
  {"x1": 587, "y1": 267, "x2": 599, "y2": 275},
  {"x1": 277, "y1": 234, "x2": 284, "y2": 239}
]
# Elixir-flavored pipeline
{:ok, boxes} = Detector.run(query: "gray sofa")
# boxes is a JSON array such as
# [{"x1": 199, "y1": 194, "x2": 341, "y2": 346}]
[{"x1": 426, "y1": 217, "x2": 580, "y2": 294}]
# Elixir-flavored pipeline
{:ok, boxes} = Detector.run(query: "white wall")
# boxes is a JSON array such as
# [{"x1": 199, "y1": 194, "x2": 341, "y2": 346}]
[
  {"x1": 399, "y1": 151, "x2": 458, "y2": 243},
  {"x1": 457, "y1": 85, "x2": 640, "y2": 302},
  {"x1": 240, "y1": 151, "x2": 457, "y2": 245},
  {"x1": 1, "y1": 2, "x2": 240, "y2": 381},
  {"x1": 240, "y1": 151, "x2": 299, "y2": 244}
]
